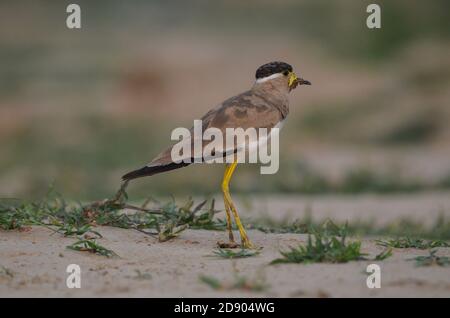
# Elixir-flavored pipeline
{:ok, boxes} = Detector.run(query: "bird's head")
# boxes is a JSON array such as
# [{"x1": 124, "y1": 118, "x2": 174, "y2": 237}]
[{"x1": 255, "y1": 61, "x2": 311, "y2": 92}]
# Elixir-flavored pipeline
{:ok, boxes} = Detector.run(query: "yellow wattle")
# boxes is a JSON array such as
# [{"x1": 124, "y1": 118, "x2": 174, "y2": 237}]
[{"x1": 288, "y1": 72, "x2": 298, "y2": 87}]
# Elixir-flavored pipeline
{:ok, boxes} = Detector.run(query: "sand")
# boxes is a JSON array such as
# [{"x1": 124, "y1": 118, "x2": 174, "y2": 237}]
[{"x1": 1, "y1": 192, "x2": 450, "y2": 298}]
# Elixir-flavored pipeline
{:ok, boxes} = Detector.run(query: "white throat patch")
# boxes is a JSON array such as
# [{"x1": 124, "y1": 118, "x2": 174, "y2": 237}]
[{"x1": 255, "y1": 73, "x2": 283, "y2": 84}]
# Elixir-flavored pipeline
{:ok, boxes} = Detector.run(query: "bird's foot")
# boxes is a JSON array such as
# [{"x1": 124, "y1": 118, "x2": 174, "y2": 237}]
[
  {"x1": 217, "y1": 240, "x2": 240, "y2": 249},
  {"x1": 241, "y1": 238, "x2": 257, "y2": 250}
]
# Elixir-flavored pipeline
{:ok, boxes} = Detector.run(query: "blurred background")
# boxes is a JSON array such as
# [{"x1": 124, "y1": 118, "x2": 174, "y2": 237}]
[{"x1": 0, "y1": 0, "x2": 449, "y2": 200}]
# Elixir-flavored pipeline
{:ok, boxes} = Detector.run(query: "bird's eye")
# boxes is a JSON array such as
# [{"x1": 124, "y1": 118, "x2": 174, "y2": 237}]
[{"x1": 283, "y1": 70, "x2": 289, "y2": 76}]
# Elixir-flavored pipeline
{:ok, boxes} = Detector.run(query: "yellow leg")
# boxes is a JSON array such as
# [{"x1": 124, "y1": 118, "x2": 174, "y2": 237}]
[
  {"x1": 222, "y1": 165, "x2": 235, "y2": 243},
  {"x1": 221, "y1": 162, "x2": 255, "y2": 249}
]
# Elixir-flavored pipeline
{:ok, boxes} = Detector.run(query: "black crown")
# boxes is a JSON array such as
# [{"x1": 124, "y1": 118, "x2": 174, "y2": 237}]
[{"x1": 255, "y1": 61, "x2": 293, "y2": 79}]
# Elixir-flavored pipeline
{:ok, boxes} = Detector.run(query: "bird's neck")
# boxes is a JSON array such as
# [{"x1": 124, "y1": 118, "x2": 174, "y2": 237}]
[{"x1": 252, "y1": 80, "x2": 290, "y2": 118}]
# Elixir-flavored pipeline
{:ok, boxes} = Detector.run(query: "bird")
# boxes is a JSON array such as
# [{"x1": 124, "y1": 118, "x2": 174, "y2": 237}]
[{"x1": 122, "y1": 61, "x2": 311, "y2": 249}]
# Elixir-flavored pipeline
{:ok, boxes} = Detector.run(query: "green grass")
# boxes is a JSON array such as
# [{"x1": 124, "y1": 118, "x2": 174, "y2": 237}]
[
  {"x1": 200, "y1": 258, "x2": 267, "y2": 292},
  {"x1": 1, "y1": 184, "x2": 449, "y2": 265},
  {"x1": 0, "y1": 266, "x2": 14, "y2": 278},
  {"x1": 199, "y1": 274, "x2": 267, "y2": 292},
  {"x1": 374, "y1": 248, "x2": 393, "y2": 261},
  {"x1": 0, "y1": 184, "x2": 226, "y2": 259},
  {"x1": 212, "y1": 248, "x2": 260, "y2": 259},
  {"x1": 345, "y1": 216, "x2": 450, "y2": 241},
  {"x1": 0, "y1": 184, "x2": 223, "y2": 243},
  {"x1": 409, "y1": 250, "x2": 450, "y2": 267},
  {"x1": 376, "y1": 237, "x2": 450, "y2": 249},
  {"x1": 52, "y1": 223, "x2": 102, "y2": 238},
  {"x1": 67, "y1": 239, "x2": 118, "y2": 258},
  {"x1": 251, "y1": 212, "x2": 345, "y2": 236},
  {"x1": 251, "y1": 213, "x2": 450, "y2": 241},
  {"x1": 271, "y1": 231, "x2": 366, "y2": 265},
  {"x1": 0, "y1": 198, "x2": 46, "y2": 230},
  {"x1": 199, "y1": 275, "x2": 223, "y2": 290},
  {"x1": 131, "y1": 270, "x2": 152, "y2": 280},
  {"x1": 267, "y1": 220, "x2": 393, "y2": 264}
]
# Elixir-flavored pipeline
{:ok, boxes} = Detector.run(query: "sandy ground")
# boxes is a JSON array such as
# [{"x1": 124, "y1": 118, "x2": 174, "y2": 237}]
[{"x1": 1, "y1": 192, "x2": 450, "y2": 298}]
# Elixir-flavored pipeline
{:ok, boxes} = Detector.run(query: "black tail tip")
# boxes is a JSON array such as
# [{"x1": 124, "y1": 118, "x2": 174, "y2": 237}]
[
  {"x1": 122, "y1": 167, "x2": 149, "y2": 181},
  {"x1": 122, "y1": 162, "x2": 190, "y2": 181}
]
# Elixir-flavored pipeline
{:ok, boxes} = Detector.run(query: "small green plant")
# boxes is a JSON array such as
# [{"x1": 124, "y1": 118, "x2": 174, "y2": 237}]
[
  {"x1": 0, "y1": 210, "x2": 25, "y2": 230},
  {"x1": 0, "y1": 184, "x2": 223, "y2": 244},
  {"x1": 132, "y1": 270, "x2": 152, "y2": 280},
  {"x1": 252, "y1": 213, "x2": 348, "y2": 237},
  {"x1": 251, "y1": 213, "x2": 450, "y2": 241},
  {"x1": 271, "y1": 231, "x2": 366, "y2": 264},
  {"x1": 67, "y1": 239, "x2": 118, "y2": 258},
  {"x1": 376, "y1": 237, "x2": 450, "y2": 249},
  {"x1": 0, "y1": 197, "x2": 48, "y2": 230},
  {"x1": 0, "y1": 266, "x2": 14, "y2": 278},
  {"x1": 230, "y1": 275, "x2": 267, "y2": 292},
  {"x1": 409, "y1": 250, "x2": 450, "y2": 267},
  {"x1": 199, "y1": 274, "x2": 267, "y2": 292},
  {"x1": 53, "y1": 223, "x2": 102, "y2": 238},
  {"x1": 212, "y1": 248, "x2": 260, "y2": 259},
  {"x1": 177, "y1": 199, "x2": 225, "y2": 231},
  {"x1": 374, "y1": 248, "x2": 393, "y2": 261},
  {"x1": 252, "y1": 217, "x2": 311, "y2": 234},
  {"x1": 199, "y1": 275, "x2": 223, "y2": 290},
  {"x1": 83, "y1": 193, "x2": 223, "y2": 241},
  {"x1": 157, "y1": 221, "x2": 189, "y2": 242}
]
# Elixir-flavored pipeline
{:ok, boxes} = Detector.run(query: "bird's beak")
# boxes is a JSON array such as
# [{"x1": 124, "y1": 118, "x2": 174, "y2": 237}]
[
  {"x1": 298, "y1": 78, "x2": 311, "y2": 85},
  {"x1": 288, "y1": 72, "x2": 311, "y2": 90}
]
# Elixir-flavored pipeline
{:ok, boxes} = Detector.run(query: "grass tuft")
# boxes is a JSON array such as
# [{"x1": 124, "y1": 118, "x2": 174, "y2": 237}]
[
  {"x1": 376, "y1": 237, "x2": 450, "y2": 249},
  {"x1": 271, "y1": 231, "x2": 366, "y2": 264},
  {"x1": 374, "y1": 248, "x2": 393, "y2": 261},
  {"x1": 132, "y1": 270, "x2": 152, "y2": 280},
  {"x1": 212, "y1": 248, "x2": 260, "y2": 259},
  {"x1": 251, "y1": 213, "x2": 450, "y2": 241},
  {"x1": 409, "y1": 250, "x2": 450, "y2": 267},
  {"x1": 0, "y1": 266, "x2": 14, "y2": 278},
  {"x1": 199, "y1": 275, "x2": 223, "y2": 290},
  {"x1": 66, "y1": 239, "x2": 118, "y2": 258},
  {"x1": 199, "y1": 273, "x2": 267, "y2": 292},
  {"x1": 0, "y1": 184, "x2": 223, "y2": 244},
  {"x1": 53, "y1": 223, "x2": 102, "y2": 238}
]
